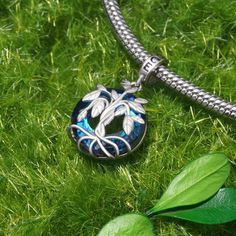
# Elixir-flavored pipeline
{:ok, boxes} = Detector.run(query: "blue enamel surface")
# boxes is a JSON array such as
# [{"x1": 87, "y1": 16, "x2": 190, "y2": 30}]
[{"x1": 71, "y1": 89, "x2": 146, "y2": 158}]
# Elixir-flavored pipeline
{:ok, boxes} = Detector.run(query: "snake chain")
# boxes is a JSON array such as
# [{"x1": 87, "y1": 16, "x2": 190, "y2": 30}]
[{"x1": 103, "y1": 0, "x2": 236, "y2": 119}]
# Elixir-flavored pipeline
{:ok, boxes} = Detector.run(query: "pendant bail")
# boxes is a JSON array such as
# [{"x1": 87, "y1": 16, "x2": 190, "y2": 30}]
[{"x1": 139, "y1": 55, "x2": 164, "y2": 84}]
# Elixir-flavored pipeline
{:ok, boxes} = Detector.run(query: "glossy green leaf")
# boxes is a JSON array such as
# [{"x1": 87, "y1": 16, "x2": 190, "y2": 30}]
[
  {"x1": 160, "y1": 188, "x2": 236, "y2": 224},
  {"x1": 97, "y1": 213, "x2": 154, "y2": 236},
  {"x1": 148, "y1": 153, "x2": 230, "y2": 214}
]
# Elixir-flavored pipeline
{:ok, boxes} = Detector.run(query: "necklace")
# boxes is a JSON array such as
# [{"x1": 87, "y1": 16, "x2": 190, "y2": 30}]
[{"x1": 69, "y1": 0, "x2": 236, "y2": 160}]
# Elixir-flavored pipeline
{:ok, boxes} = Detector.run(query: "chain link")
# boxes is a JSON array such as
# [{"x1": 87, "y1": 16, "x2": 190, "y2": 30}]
[{"x1": 103, "y1": 0, "x2": 236, "y2": 119}]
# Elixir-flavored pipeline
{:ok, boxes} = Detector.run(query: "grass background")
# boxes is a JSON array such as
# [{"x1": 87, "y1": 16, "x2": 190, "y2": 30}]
[{"x1": 1, "y1": 0, "x2": 236, "y2": 235}]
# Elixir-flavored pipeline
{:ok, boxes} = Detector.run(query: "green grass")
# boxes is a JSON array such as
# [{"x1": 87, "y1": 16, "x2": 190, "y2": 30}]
[{"x1": 1, "y1": 0, "x2": 236, "y2": 235}]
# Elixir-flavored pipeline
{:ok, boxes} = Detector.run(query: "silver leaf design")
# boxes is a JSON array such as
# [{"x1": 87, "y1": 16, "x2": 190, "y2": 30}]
[
  {"x1": 97, "y1": 84, "x2": 107, "y2": 91},
  {"x1": 71, "y1": 84, "x2": 147, "y2": 158},
  {"x1": 121, "y1": 80, "x2": 132, "y2": 90},
  {"x1": 134, "y1": 98, "x2": 148, "y2": 104},
  {"x1": 82, "y1": 90, "x2": 101, "y2": 101},
  {"x1": 77, "y1": 109, "x2": 87, "y2": 122},
  {"x1": 96, "y1": 123, "x2": 105, "y2": 137},
  {"x1": 91, "y1": 99, "x2": 105, "y2": 118},
  {"x1": 123, "y1": 116, "x2": 134, "y2": 135},
  {"x1": 100, "y1": 105, "x2": 114, "y2": 120},
  {"x1": 131, "y1": 115, "x2": 145, "y2": 124},
  {"x1": 103, "y1": 111, "x2": 115, "y2": 126},
  {"x1": 111, "y1": 90, "x2": 119, "y2": 100},
  {"x1": 128, "y1": 101, "x2": 145, "y2": 114},
  {"x1": 115, "y1": 106, "x2": 126, "y2": 116}
]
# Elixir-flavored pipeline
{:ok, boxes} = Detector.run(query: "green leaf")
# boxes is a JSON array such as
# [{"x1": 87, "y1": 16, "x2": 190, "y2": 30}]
[
  {"x1": 97, "y1": 213, "x2": 154, "y2": 236},
  {"x1": 148, "y1": 153, "x2": 230, "y2": 214},
  {"x1": 160, "y1": 188, "x2": 236, "y2": 224}
]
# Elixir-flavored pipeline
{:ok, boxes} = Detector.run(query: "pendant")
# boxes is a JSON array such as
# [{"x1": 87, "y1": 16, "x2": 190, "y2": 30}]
[
  {"x1": 69, "y1": 82, "x2": 147, "y2": 159},
  {"x1": 69, "y1": 56, "x2": 161, "y2": 159}
]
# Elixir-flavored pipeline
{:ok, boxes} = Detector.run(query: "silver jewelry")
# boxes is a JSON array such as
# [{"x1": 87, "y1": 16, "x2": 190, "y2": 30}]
[
  {"x1": 69, "y1": 83, "x2": 147, "y2": 159},
  {"x1": 69, "y1": 0, "x2": 236, "y2": 160}
]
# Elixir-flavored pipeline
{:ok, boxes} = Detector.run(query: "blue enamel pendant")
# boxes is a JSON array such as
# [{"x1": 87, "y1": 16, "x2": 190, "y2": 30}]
[
  {"x1": 69, "y1": 82, "x2": 147, "y2": 159},
  {"x1": 69, "y1": 56, "x2": 162, "y2": 159}
]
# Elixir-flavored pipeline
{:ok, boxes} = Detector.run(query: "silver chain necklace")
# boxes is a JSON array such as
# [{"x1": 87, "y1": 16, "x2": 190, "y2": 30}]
[{"x1": 69, "y1": 0, "x2": 236, "y2": 160}]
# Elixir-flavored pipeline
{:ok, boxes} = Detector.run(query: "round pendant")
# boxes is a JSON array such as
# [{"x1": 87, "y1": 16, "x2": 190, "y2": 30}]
[{"x1": 69, "y1": 84, "x2": 147, "y2": 159}]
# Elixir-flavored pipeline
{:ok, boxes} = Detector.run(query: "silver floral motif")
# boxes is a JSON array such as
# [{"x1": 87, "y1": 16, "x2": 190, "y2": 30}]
[{"x1": 70, "y1": 83, "x2": 147, "y2": 159}]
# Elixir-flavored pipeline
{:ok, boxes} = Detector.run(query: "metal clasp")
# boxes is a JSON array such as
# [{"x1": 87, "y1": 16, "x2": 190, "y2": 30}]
[
  {"x1": 138, "y1": 56, "x2": 164, "y2": 85},
  {"x1": 121, "y1": 56, "x2": 164, "y2": 92}
]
